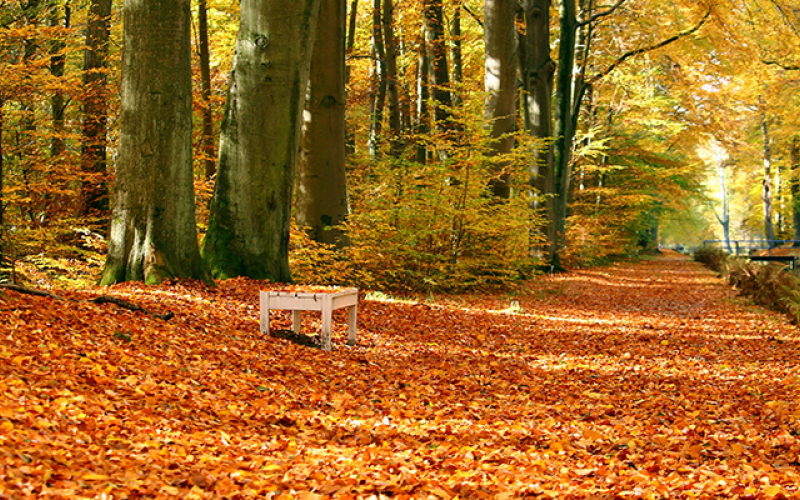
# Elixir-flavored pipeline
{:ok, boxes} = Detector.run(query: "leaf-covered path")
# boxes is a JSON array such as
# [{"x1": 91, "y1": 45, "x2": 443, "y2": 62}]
[{"x1": 1, "y1": 253, "x2": 800, "y2": 499}]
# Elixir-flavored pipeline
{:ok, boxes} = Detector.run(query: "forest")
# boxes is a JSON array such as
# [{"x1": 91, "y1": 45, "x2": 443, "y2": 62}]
[
  {"x1": 0, "y1": 0, "x2": 796, "y2": 289},
  {"x1": 4, "y1": 0, "x2": 800, "y2": 499}
]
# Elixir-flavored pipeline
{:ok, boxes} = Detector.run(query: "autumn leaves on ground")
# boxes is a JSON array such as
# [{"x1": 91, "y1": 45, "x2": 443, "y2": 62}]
[{"x1": 1, "y1": 252, "x2": 799, "y2": 499}]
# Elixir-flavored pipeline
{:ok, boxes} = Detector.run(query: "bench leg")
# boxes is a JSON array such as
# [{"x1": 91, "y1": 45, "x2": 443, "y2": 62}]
[
  {"x1": 292, "y1": 310, "x2": 302, "y2": 334},
  {"x1": 321, "y1": 297, "x2": 332, "y2": 351},
  {"x1": 259, "y1": 292, "x2": 270, "y2": 335},
  {"x1": 347, "y1": 304, "x2": 357, "y2": 346}
]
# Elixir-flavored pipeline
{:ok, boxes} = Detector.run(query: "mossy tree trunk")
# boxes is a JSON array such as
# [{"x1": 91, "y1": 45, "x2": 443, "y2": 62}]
[
  {"x1": 100, "y1": 0, "x2": 208, "y2": 286},
  {"x1": 202, "y1": 0, "x2": 321, "y2": 281},
  {"x1": 297, "y1": 0, "x2": 350, "y2": 249}
]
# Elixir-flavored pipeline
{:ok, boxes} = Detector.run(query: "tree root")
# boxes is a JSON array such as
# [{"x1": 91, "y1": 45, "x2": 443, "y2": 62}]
[{"x1": 0, "y1": 283, "x2": 173, "y2": 320}]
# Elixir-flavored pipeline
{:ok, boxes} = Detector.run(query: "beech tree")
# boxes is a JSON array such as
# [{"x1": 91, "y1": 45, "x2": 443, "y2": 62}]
[
  {"x1": 202, "y1": 0, "x2": 322, "y2": 281},
  {"x1": 80, "y1": 0, "x2": 113, "y2": 218},
  {"x1": 483, "y1": 0, "x2": 516, "y2": 199},
  {"x1": 297, "y1": 0, "x2": 350, "y2": 248},
  {"x1": 100, "y1": 0, "x2": 208, "y2": 285}
]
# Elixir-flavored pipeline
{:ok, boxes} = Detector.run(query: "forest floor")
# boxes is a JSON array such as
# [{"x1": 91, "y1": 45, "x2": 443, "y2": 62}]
[{"x1": 1, "y1": 252, "x2": 800, "y2": 499}]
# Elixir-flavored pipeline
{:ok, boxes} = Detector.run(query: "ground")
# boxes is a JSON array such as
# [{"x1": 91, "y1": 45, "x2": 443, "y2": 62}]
[{"x1": 0, "y1": 252, "x2": 799, "y2": 499}]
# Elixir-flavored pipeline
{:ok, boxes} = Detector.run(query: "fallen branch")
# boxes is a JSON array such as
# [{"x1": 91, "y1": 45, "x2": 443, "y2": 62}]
[
  {"x1": 0, "y1": 283, "x2": 173, "y2": 320},
  {"x1": 0, "y1": 283, "x2": 66, "y2": 300},
  {"x1": 89, "y1": 295, "x2": 175, "y2": 320}
]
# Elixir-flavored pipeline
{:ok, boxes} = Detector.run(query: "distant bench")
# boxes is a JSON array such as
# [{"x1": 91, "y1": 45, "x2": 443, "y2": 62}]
[{"x1": 747, "y1": 255, "x2": 798, "y2": 270}]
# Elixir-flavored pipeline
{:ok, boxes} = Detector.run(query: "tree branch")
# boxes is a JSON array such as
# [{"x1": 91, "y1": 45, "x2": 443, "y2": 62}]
[
  {"x1": 462, "y1": 4, "x2": 483, "y2": 28},
  {"x1": 589, "y1": 8, "x2": 711, "y2": 84},
  {"x1": 577, "y1": 0, "x2": 626, "y2": 28},
  {"x1": 761, "y1": 59, "x2": 800, "y2": 71}
]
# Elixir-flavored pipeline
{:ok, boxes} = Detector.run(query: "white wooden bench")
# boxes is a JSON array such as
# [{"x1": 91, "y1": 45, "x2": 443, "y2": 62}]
[{"x1": 259, "y1": 289, "x2": 358, "y2": 351}]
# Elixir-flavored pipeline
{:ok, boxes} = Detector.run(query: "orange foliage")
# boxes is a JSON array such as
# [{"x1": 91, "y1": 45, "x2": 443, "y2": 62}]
[{"x1": 2, "y1": 254, "x2": 800, "y2": 498}]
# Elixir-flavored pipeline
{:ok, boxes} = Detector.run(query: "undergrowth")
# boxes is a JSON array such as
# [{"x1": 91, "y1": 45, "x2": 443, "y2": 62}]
[{"x1": 694, "y1": 247, "x2": 800, "y2": 324}]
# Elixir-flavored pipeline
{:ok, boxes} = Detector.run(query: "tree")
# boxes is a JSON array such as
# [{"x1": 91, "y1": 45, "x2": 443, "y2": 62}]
[
  {"x1": 521, "y1": 0, "x2": 556, "y2": 258},
  {"x1": 792, "y1": 138, "x2": 800, "y2": 245},
  {"x1": 80, "y1": 0, "x2": 112, "y2": 218},
  {"x1": 202, "y1": 0, "x2": 322, "y2": 281},
  {"x1": 197, "y1": 0, "x2": 216, "y2": 180},
  {"x1": 100, "y1": 0, "x2": 208, "y2": 285},
  {"x1": 297, "y1": 0, "x2": 351, "y2": 248},
  {"x1": 484, "y1": 0, "x2": 517, "y2": 199}
]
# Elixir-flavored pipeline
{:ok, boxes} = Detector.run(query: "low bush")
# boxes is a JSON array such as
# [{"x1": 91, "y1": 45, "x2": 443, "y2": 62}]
[
  {"x1": 693, "y1": 246, "x2": 730, "y2": 273},
  {"x1": 694, "y1": 247, "x2": 800, "y2": 324}
]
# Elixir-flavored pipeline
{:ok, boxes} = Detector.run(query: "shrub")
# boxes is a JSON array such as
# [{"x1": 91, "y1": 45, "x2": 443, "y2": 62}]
[{"x1": 693, "y1": 246, "x2": 729, "y2": 273}]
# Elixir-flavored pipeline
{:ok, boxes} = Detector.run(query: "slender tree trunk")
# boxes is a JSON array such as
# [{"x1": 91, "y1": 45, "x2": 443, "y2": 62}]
[
  {"x1": 716, "y1": 151, "x2": 732, "y2": 254},
  {"x1": 415, "y1": 32, "x2": 430, "y2": 164},
  {"x1": 484, "y1": 0, "x2": 516, "y2": 199},
  {"x1": 0, "y1": 98, "x2": 4, "y2": 270},
  {"x1": 791, "y1": 137, "x2": 800, "y2": 246},
  {"x1": 522, "y1": 0, "x2": 556, "y2": 260},
  {"x1": 80, "y1": 0, "x2": 112, "y2": 218},
  {"x1": 552, "y1": 0, "x2": 578, "y2": 268},
  {"x1": 383, "y1": 0, "x2": 402, "y2": 157},
  {"x1": 297, "y1": 0, "x2": 350, "y2": 248},
  {"x1": 762, "y1": 106, "x2": 776, "y2": 246},
  {"x1": 100, "y1": 0, "x2": 208, "y2": 285},
  {"x1": 423, "y1": 0, "x2": 452, "y2": 130},
  {"x1": 368, "y1": 0, "x2": 387, "y2": 157},
  {"x1": 450, "y1": 1, "x2": 462, "y2": 109},
  {"x1": 202, "y1": 0, "x2": 321, "y2": 281},
  {"x1": 49, "y1": 1, "x2": 69, "y2": 158},
  {"x1": 345, "y1": 0, "x2": 358, "y2": 84},
  {"x1": 197, "y1": 0, "x2": 216, "y2": 179}
]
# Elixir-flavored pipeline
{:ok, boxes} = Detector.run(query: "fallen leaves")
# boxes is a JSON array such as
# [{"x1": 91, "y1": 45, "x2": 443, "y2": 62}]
[{"x1": 1, "y1": 257, "x2": 800, "y2": 498}]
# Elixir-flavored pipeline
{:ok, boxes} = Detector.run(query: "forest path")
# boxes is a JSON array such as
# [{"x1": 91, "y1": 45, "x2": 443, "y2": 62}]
[{"x1": 1, "y1": 255, "x2": 800, "y2": 498}]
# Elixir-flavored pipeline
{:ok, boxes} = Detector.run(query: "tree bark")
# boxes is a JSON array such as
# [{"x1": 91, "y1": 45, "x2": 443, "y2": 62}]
[
  {"x1": 100, "y1": 0, "x2": 208, "y2": 285},
  {"x1": 297, "y1": 0, "x2": 350, "y2": 248},
  {"x1": 522, "y1": 0, "x2": 556, "y2": 260},
  {"x1": 202, "y1": 0, "x2": 321, "y2": 281},
  {"x1": 197, "y1": 0, "x2": 216, "y2": 179},
  {"x1": 761, "y1": 106, "x2": 776, "y2": 246},
  {"x1": 415, "y1": 31, "x2": 431, "y2": 164},
  {"x1": 80, "y1": 0, "x2": 112, "y2": 218},
  {"x1": 49, "y1": 1, "x2": 69, "y2": 158},
  {"x1": 552, "y1": 0, "x2": 578, "y2": 268},
  {"x1": 423, "y1": 0, "x2": 452, "y2": 130},
  {"x1": 484, "y1": 0, "x2": 516, "y2": 199},
  {"x1": 791, "y1": 138, "x2": 800, "y2": 246},
  {"x1": 450, "y1": 1, "x2": 463, "y2": 109},
  {"x1": 383, "y1": 0, "x2": 402, "y2": 157},
  {"x1": 367, "y1": 0, "x2": 387, "y2": 157},
  {"x1": 0, "y1": 98, "x2": 4, "y2": 271}
]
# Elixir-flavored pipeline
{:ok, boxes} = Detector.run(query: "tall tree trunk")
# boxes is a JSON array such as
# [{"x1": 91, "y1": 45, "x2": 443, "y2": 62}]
[
  {"x1": 522, "y1": 0, "x2": 556, "y2": 260},
  {"x1": 383, "y1": 0, "x2": 402, "y2": 157},
  {"x1": 415, "y1": 32, "x2": 430, "y2": 164},
  {"x1": 346, "y1": 0, "x2": 359, "y2": 84},
  {"x1": 450, "y1": 1, "x2": 462, "y2": 109},
  {"x1": 0, "y1": 98, "x2": 5, "y2": 272},
  {"x1": 423, "y1": 0, "x2": 451, "y2": 130},
  {"x1": 791, "y1": 137, "x2": 800, "y2": 246},
  {"x1": 100, "y1": 0, "x2": 208, "y2": 285},
  {"x1": 197, "y1": 0, "x2": 216, "y2": 179},
  {"x1": 49, "y1": 1, "x2": 69, "y2": 158},
  {"x1": 368, "y1": 0, "x2": 387, "y2": 157},
  {"x1": 297, "y1": 0, "x2": 350, "y2": 248},
  {"x1": 202, "y1": 0, "x2": 321, "y2": 281},
  {"x1": 484, "y1": 0, "x2": 517, "y2": 199},
  {"x1": 80, "y1": 0, "x2": 112, "y2": 218},
  {"x1": 762, "y1": 107, "x2": 776, "y2": 246},
  {"x1": 552, "y1": 0, "x2": 578, "y2": 268}
]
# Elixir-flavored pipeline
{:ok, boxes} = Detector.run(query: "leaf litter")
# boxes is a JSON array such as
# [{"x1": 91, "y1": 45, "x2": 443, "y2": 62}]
[{"x1": 1, "y1": 253, "x2": 799, "y2": 499}]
